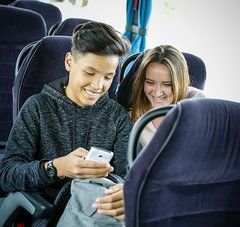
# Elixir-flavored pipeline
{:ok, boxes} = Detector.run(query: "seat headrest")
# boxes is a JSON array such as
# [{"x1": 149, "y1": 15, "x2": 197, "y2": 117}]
[
  {"x1": 53, "y1": 18, "x2": 91, "y2": 36},
  {"x1": 0, "y1": 5, "x2": 46, "y2": 43},
  {"x1": 13, "y1": 36, "x2": 72, "y2": 119},
  {"x1": 11, "y1": 0, "x2": 62, "y2": 32}
]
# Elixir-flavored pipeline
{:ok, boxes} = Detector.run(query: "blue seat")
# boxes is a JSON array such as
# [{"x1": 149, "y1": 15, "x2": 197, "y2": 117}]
[
  {"x1": 11, "y1": 0, "x2": 62, "y2": 33},
  {"x1": 13, "y1": 36, "x2": 71, "y2": 118},
  {"x1": 125, "y1": 98, "x2": 240, "y2": 227},
  {"x1": 0, "y1": 35, "x2": 68, "y2": 226},
  {"x1": 51, "y1": 17, "x2": 91, "y2": 36},
  {"x1": 0, "y1": 5, "x2": 46, "y2": 151},
  {"x1": 117, "y1": 51, "x2": 207, "y2": 109},
  {"x1": 0, "y1": 35, "x2": 71, "y2": 227},
  {"x1": 0, "y1": 0, "x2": 14, "y2": 5}
]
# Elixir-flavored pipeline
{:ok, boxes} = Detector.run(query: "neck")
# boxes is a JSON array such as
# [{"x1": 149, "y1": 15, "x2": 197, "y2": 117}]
[{"x1": 152, "y1": 116, "x2": 164, "y2": 128}]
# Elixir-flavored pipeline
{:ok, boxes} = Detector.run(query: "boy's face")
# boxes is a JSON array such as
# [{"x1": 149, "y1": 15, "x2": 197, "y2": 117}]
[{"x1": 65, "y1": 52, "x2": 119, "y2": 107}]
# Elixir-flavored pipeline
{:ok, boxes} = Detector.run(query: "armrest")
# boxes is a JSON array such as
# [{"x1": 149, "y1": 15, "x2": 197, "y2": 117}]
[{"x1": 0, "y1": 191, "x2": 54, "y2": 226}]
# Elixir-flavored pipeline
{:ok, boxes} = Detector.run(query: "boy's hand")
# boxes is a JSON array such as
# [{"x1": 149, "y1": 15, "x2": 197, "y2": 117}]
[
  {"x1": 92, "y1": 183, "x2": 125, "y2": 220},
  {"x1": 52, "y1": 147, "x2": 114, "y2": 178}
]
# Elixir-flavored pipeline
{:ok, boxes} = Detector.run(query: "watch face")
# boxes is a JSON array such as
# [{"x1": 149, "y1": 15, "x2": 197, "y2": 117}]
[
  {"x1": 47, "y1": 161, "x2": 57, "y2": 179},
  {"x1": 48, "y1": 168, "x2": 56, "y2": 178}
]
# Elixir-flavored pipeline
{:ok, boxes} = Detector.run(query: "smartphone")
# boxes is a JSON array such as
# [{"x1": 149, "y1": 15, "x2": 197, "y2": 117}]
[{"x1": 86, "y1": 147, "x2": 113, "y2": 163}]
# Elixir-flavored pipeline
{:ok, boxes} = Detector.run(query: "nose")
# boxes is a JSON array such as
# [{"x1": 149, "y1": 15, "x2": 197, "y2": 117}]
[
  {"x1": 154, "y1": 84, "x2": 164, "y2": 97},
  {"x1": 91, "y1": 77, "x2": 104, "y2": 90}
]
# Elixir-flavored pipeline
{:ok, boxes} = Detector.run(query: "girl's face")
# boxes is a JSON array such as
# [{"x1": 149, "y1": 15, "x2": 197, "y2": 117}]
[{"x1": 144, "y1": 62, "x2": 173, "y2": 109}]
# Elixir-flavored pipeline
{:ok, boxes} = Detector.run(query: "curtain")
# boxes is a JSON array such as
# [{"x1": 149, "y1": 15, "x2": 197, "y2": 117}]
[{"x1": 124, "y1": 0, "x2": 152, "y2": 55}]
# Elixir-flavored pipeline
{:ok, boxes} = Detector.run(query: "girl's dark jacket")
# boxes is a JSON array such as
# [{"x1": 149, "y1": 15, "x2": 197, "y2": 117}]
[{"x1": 0, "y1": 77, "x2": 133, "y2": 201}]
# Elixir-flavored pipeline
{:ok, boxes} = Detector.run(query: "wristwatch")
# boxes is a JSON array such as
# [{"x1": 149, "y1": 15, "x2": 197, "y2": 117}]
[{"x1": 46, "y1": 160, "x2": 58, "y2": 180}]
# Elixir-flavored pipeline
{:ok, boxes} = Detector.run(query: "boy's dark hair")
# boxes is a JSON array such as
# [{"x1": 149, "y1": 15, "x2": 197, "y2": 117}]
[{"x1": 71, "y1": 21, "x2": 130, "y2": 58}]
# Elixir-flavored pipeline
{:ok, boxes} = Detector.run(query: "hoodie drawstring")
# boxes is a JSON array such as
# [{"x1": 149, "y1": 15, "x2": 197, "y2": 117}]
[
  {"x1": 73, "y1": 107, "x2": 91, "y2": 150},
  {"x1": 72, "y1": 106, "x2": 76, "y2": 150}
]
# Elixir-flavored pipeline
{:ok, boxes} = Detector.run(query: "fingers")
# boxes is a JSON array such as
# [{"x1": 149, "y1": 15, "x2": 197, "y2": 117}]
[
  {"x1": 66, "y1": 163, "x2": 113, "y2": 178},
  {"x1": 92, "y1": 185, "x2": 125, "y2": 220},
  {"x1": 60, "y1": 147, "x2": 114, "y2": 178},
  {"x1": 81, "y1": 160, "x2": 111, "y2": 168},
  {"x1": 97, "y1": 206, "x2": 124, "y2": 218},
  {"x1": 73, "y1": 166, "x2": 114, "y2": 178},
  {"x1": 105, "y1": 183, "x2": 124, "y2": 195},
  {"x1": 114, "y1": 214, "x2": 125, "y2": 221},
  {"x1": 97, "y1": 189, "x2": 123, "y2": 203},
  {"x1": 94, "y1": 198, "x2": 124, "y2": 210}
]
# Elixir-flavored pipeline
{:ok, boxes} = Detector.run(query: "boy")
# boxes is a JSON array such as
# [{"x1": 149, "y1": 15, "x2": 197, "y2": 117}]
[{"x1": 0, "y1": 21, "x2": 131, "y2": 222}]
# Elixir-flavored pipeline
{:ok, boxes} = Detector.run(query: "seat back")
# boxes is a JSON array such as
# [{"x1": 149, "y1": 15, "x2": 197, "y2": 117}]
[
  {"x1": 124, "y1": 98, "x2": 240, "y2": 227},
  {"x1": 13, "y1": 36, "x2": 71, "y2": 119},
  {"x1": 0, "y1": 0, "x2": 14, "y2": 5},
  {"x1": 11, "y1": 0, "x2": 62, "y2": 33},
  {"x1": 0, "y1": 5, "x2": 46, "y2": 147},
  {"x1": 52, "y1": 17, "x2": 91, "y2": 36},
  {"x1": 117, "y1": 51, "x2": 207, "y2": 109},
  {"x1": 1, "y1": 36, "x2": 71, "y2": 225}
]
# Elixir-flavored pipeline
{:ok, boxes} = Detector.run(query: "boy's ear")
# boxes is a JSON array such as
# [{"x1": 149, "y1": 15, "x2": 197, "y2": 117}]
[{"x1": 65, "y1": 52, "x2": 73, "y2": 72}]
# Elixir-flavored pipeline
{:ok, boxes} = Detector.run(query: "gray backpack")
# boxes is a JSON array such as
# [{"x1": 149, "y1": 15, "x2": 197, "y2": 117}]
[{"x1": 57, "y1": 178, "x2": 125, "y2": 227}]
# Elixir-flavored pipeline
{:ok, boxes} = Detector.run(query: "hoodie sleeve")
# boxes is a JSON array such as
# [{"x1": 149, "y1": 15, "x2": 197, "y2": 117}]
[
  {"x1": 187, "y1": 86, "x2": 206, "y2": 98},
  {"x1": 112, "y1": 108, "x2": 133, "y2": 179},
  {"x1": 0, "y1": 95, "x2": 54, "y2": 192}
]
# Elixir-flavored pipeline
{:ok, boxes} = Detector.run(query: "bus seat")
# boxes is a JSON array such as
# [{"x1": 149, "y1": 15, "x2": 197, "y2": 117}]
[
  {"x1": 117, "y1": 51, "x2": 207, "y2": 109},
  {"x1": 51, "y1": 17, "x2": 91, "y2": 36},
  {"x1": 13, "y1": 36, "x2": 71, "y2": 119},
  {"x1": 0, "y1": 0, "x2": 14, "y2": 5},
  {"x1": 0, "y1": 35, "x2": 71, "y2": 227},
  {"x1": 11, "y1": 0, "x2": 62, "y2": 33},
  {"x1": 125, "y1": 98, "x2": 240, "y2": 227},
  {"x1": 0, "y1": 5, "x2": 46, "y2": 151}
]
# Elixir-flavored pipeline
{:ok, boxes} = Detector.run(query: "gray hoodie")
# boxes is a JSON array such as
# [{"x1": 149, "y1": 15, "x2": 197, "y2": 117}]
[{"x1": 0, "y1": 77, "x2": 133, "y2": 201}]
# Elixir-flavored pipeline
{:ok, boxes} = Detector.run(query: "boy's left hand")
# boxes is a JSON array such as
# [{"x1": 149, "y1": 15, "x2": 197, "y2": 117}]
[{"x1": 92, "y1": 183, "x2": 125, "y2": 220}]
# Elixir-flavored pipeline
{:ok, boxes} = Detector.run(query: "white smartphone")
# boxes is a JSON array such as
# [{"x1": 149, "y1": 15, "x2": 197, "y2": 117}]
[{"x1": 86, "y1": 147, "x2": 113, "y2": 163}]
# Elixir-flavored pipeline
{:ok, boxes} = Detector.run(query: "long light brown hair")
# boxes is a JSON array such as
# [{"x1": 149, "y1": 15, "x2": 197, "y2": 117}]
[{"x1": 131, "y1": 45, "x2": 190, "y2": 122}]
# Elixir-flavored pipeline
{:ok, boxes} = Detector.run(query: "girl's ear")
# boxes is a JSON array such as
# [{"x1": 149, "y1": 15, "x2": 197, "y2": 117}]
[{"x1": 65, "y1": 52, "x2": 73, "y2": 72}]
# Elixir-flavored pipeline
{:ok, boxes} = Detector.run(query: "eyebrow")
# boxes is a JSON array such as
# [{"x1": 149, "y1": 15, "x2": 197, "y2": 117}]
[
  {"x1": 145, "y1": 78, "x2": 172, "y2": 83},
  {"x1": 84, "y1": 66, "x2": 115, "y2": 76}
]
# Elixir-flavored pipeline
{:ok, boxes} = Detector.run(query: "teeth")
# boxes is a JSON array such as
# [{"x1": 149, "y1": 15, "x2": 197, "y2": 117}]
[
  {"x1": 153, "y1": 96, "x2": 166, "y2": 101},
  {"x1": 85, "y1": 89, "x2": 100, "y2": 98}
]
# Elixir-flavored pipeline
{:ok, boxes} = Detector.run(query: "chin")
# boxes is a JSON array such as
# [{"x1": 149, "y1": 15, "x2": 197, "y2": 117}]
[
  {"x1": 152, "y1": 101, "x2": 168, "y2": 109},
  {"x1": 85, "y1": 100, "x2": 97, "y2": 106}
]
